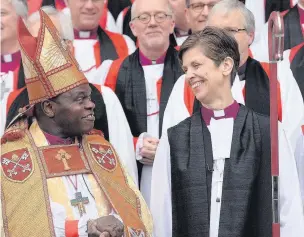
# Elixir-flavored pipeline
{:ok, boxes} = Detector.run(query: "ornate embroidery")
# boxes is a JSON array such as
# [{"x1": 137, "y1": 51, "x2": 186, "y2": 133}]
[
  {"x1": 1, "y1": 148, "x2": 33, "y2": 182},
  {"x1": 55, "y1": 149, "x2": 72, "y2": 171},
  {"x1": 90, "y1": 144, "x2": 117, "y2": 171}
]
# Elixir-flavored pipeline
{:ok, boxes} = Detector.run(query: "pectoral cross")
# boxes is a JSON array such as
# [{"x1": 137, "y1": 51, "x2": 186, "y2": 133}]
[
  {"x1": 70, "y1": 192, "x2": 89, "y2": 217},
  {"x1": 55, "y1": 149, "x2": 71, "y2": 171}
]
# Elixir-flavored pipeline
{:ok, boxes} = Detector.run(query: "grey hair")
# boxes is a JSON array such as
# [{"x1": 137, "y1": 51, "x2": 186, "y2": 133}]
[
  {"x1": 9, "y1": 0, "x2": 28, "y2": 18},
  {"x1": 27, "y1": 6, "x2": 74, "y2": 41},
  {"x1": 209, "y1": 0, "x2": 255, "y2": 33},
  {"x1": 131, "y1": 0, "x2": 174, "y2": 20}
]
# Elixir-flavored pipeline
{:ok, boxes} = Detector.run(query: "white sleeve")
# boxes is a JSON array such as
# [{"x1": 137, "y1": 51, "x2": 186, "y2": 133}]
[
  {"x1": 295, "y1": 133, "x2": 304, "y2": 210},
  {"x1": 105, "y1": 11, "x2": 119, "y2": 33},
  {"x1": 249, "y1": 22, "x2": 269, "y2": 62},
  {"x1": 92, "y1": 60, "x2": 113, "y2": 86},
  {"x1": 278, "y1": 123, "x2": 304, "y2": 237},
  {"x1": 161, "y1": 75, "x2": 190, "y2": 136},
  {"x1": 116, "y1": 11, "x2": 124, "y2": 34},
  {"x1": 101, "y1": 86, "x2": 139, "y2": 187},
  {"x1": 122, "y1": 35, "x2": 136, "y2": 54},
  {"x1": 150, "y1": 132, "x2": 172, "y2": 237},
  {"x1": 278, "y1": 59, "x2": 304, "y2": 151}
]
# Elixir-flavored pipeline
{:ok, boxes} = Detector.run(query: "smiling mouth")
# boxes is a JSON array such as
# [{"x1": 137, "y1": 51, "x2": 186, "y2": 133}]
[{"x1": 82, "y1": 114, "x2": 95, "y2": 121}]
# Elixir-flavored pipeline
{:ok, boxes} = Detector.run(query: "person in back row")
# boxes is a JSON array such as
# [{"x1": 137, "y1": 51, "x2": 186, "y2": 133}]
[
  {"x1": 101, "y1": 0, "x2": 184, "y2": 205},
  {"x1": 66, "y1": 0, "x2": 136, "y2": 83}
]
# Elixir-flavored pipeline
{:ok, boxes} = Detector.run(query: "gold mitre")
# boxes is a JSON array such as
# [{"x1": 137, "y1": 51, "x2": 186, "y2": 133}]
[{"x1": 18, "y1": 9, "x2": 88, "y2": 105}]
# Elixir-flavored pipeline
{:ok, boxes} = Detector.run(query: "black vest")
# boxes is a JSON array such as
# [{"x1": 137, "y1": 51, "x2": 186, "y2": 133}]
[
  {"x1": 168, "y1": 105, "x2": 272, "y2": 237},
  {"x1": 290, "y1": 44, "x2": 304, "y2": 100},
  {"x1": 284, "y1": 5, "x2": 304, "y2": 50}
]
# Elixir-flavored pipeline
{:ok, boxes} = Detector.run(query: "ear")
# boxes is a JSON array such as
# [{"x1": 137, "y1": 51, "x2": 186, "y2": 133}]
[
  {"x1": 247, "y1": 31, "x2": 255, "y2": 46},
  {"x1": 169, "y1": 18, "x2": 175, "y2": 34},
  {"x1": 185, "y1": 8, "x2": 191, "y2": 25},
  {"x1": 41, "y1": 100, "x2": 56, "y2": 118},
  {"x1": 129, "y1": 21, "x2": 138, "y2": 37},
  {"x1": 221, "y1": 57, "x2": 234, "y2": 77}
]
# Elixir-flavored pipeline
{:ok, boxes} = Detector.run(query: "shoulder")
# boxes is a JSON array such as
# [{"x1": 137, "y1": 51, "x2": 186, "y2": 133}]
[{"x1": 167, "y1": 112, "x2": 194, "y2": 136}]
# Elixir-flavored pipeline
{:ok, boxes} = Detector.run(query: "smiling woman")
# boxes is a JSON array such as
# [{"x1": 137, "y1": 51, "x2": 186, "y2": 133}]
[{"x1": 179, "y1": 26, "x2": 239, "y2": 109}]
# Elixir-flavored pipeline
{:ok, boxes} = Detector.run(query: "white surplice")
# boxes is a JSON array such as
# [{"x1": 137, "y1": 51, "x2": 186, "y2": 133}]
[
  {"x1": 0, "y1": 71, "x2": 15, "y2": 136},
  {"x1": 150, "y1": 119, "x2": 304, "y2": 237},
  {"x1": 135, "y1": 64, "x2": 164, "y2": 206},
  {"x1": 73, "y1": 35, "x2": 136, "y2": 85},
  {"x1": 100, "y1": 86, "x2": 138, "y2": 186}
]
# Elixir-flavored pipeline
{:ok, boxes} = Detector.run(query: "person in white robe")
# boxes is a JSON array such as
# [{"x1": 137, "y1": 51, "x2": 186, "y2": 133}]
[
  {"x1": 161, "y1": 0, "x2": 304, "y2": 153},
  {"x1": 95, "y1": 0, "x2": 184, "y2": 205},
  {"x1": 17, "y1": 6, "x2": 139, "y2": 186},
  {"x1": 64, "y1": 0, "x2": 136, "y2": 84},
  {"x1": 0, "y1": 0, "x2": 28, "y2": 136},
  {"x1": 150, "y1": 26, "x2": 304, "y2": 237}
]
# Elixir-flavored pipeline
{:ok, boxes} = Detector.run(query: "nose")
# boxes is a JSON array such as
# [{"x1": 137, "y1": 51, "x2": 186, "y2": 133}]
[
  {"x1": 84, "y1": 0, "x2": 94, "y2": 9},
  {"x1": 201, "y1": 5, "x2": 209, "y2": 16},
  {"x1": 85, "y1": 98, "x2": 95, "y2": 110},
  {"x1": 148, "y1": 15, "x2": 157, "y2": 26},
  {"x1": 185, "y1": 69, "x2": 195, "y2": 82}
]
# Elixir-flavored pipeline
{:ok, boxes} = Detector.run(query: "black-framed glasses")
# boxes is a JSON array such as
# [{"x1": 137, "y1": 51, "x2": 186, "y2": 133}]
[
  {"x1": 224, "y1": 27, "x2": 247, "y2": 34},
  {"x1": 188, "y1": 2, "x2": 216, "y2": 13},
  {"x1": 131, "y1": 12, "x2": 172, "y2": 24}
]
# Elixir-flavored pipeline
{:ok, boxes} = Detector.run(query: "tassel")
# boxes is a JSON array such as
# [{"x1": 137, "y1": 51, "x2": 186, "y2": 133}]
[{"x1": 1, "y1": 130, "x2": 25, "y2": 144}]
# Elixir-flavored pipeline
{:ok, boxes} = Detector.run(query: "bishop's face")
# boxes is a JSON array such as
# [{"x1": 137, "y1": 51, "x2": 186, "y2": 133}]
[
  {"x1": 207, "y1": 10, "x2": 254, "y2": 66},
  {"x1": 50, "y1": 84, "x2": 96, "y2": 137},
  {"x1": 67, "y1": 0, "x2": 105, "y2": 30},
  {"x1": 182, "y1": 46, "x2": 229, "y2": 105},
  {"x1": 185, "y1": 0, "x2": 220, "y2": 33},
  {"x1": 130, "y1": 0, "x2": 175, "y2": 51},
  {"x1": 0, "y1": 0, "x2": 18, "y2": 47}
]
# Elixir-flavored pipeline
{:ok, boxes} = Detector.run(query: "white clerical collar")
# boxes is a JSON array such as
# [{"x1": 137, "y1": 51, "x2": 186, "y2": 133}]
[
  {"x1": 2, "y1": 54, "x2": 13, "y2": 63},
  {"x1": 74, "y1": 28, "x2": 98, "y2": 40},
  {"x1": 79, "y1": 31, "x2": 91, "y2": 38}
]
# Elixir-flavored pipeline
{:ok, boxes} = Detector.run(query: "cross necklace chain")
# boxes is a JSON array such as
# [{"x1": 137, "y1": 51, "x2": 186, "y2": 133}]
[{"x1": 67, "y1": 175, "x2": 90, "y2": 217}]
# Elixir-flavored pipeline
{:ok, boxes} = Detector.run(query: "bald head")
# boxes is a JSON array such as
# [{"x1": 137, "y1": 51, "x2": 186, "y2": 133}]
[
  {"x1": 131, "y1": 0, "x2": 173, "y2": 19},
  {"x1": 27, "y1": 7, "x2": 74, "y2": 41}
]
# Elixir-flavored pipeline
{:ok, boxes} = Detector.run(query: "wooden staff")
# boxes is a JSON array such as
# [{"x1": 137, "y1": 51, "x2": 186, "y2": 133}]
[{"x1": 268, "y1": 11, "x2": 284, "y2": 237}]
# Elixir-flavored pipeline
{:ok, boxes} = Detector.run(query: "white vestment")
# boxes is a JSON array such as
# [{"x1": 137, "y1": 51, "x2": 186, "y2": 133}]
[
  {"x1": 62, "y1": 7, "x2": 119, "y2": 33},
  {"x1": 150, "y1": 120, "x2": 304, "y2": 237},
  {"x1": 73, "y1": 34, "x2": 136, "y2": 85}
]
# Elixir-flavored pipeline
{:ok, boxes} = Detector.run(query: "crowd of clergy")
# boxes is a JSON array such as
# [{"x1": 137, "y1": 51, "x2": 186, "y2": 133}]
[{"x1": 1, "y1": 0, "x2": 304, "y2": 236}]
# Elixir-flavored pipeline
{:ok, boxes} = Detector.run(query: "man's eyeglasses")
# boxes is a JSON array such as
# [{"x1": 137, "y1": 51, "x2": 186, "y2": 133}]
[
  {"x1": 224, "y1": 27, "x2": 247, "y2": 34},
  {"x1": 188, "y1": 2, "x2": 216, "y2": 13},
  {"x1": 131, "y1": 12, "x2": 172, "y2": 24}
]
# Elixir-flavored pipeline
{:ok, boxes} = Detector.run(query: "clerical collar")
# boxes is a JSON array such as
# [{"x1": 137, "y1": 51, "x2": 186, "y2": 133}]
[
  {"x1": 139, "y1": 51, "x2": 166, "y2": 66},
  {"x1": 74, "y1": 28, "x2": 98, "y2": 40},
  {"x1": 201, "y1": 100, "x2": 240, "y2": 126},
  {"x1": 238, "y1": 60, "x2": 247, "y2": 81},
  {"x1": 44, "y1": 131, "x2": 75, "y2": 145},
  {"x1": 174, "y1": 28, "x2": 189, "y2": 37},
  {"x1": 1, "y1": 51, "x2": 21, "y2": 73}
]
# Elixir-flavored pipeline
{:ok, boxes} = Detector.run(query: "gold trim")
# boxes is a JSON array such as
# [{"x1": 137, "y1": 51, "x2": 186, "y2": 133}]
[{"x1": 27, "y1": 126, "x2": 56, "y2": 237}]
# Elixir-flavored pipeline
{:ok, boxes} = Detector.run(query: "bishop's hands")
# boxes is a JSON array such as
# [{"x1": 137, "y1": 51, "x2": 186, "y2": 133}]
[
  {"x1": 139, "y1": 137, "x2": 159, "y2": 165},
  {"x1": 87, "y1": 216, "x2": 124, "y2": 237}
]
